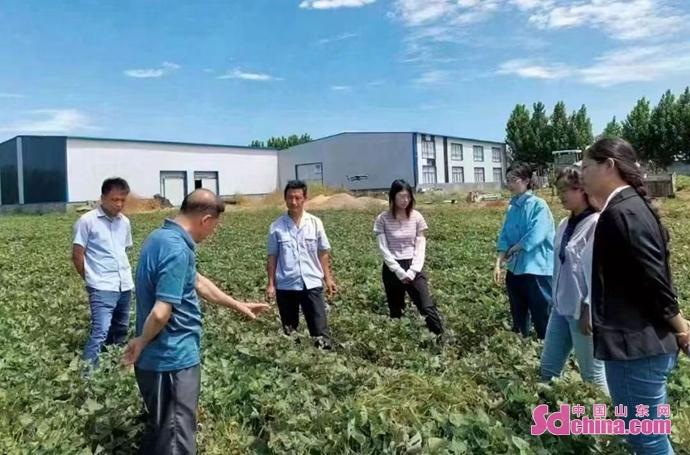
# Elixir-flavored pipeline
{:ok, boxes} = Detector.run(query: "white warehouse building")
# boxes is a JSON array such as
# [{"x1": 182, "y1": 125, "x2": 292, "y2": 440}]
[
  {"x1": 278, "y1": 132, "x2": 508, "y2": 192},
  {"x1": 0, "y1": 136, "x2": 277, "y2": 207},
  {"x1": 0, "y1": 132, "x2": 506, "y2": 210}
]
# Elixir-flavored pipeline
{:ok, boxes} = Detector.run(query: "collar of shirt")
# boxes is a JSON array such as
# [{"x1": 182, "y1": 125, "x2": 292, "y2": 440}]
[
  {"x1": 163, "y1": 219, "x2": 196, "y2": 251},
  {"x1": 601, "y1": 185, "x2": 630, "y2": 212},
  {"x1": 97, "y1": 205, "x2": 121, "y2": 220},
  {"x1": 559, "y1": 208, "x2": 595, "y2": 263},
  {"x1": 511, "y1": 191, "x2": 533, "y2": 207},
  {"x1": 283, "y1": 212, "x2": 311, "y2": 231}
]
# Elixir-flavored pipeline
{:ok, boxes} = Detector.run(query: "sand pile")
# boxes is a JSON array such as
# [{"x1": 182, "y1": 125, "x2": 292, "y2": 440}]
[
  {"x1": 123, "y1": 193, "x2": 173, "y2": 215},
  {"x1": 306, "y1": 193, "x2": 387, "y2": 211}
]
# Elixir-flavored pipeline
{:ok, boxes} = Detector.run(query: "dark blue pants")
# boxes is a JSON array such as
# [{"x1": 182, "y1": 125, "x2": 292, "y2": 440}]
[
  {"x1": 505, "y1": 272, "x2": 551, "y2": 339},
  {"x1": 83, "y1": 287, "x2": 131, "y2": 366}
]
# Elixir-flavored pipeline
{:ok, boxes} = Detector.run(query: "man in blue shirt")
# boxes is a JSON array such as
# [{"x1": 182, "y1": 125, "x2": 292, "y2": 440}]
[
  {"x1": 266, "y1": 180, "x2": 337, "y2": 349},
  {"x1": 72, "y1": 177, "x2": 133, "y2": 368},
  {"x1": 122, "y1": 189, "x2": 269, "y2": 455}
]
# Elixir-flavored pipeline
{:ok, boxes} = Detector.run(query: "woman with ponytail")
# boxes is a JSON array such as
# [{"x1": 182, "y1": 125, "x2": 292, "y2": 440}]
[{"x1": 582, "y1": 137, "x2": 689, "y2": 455}]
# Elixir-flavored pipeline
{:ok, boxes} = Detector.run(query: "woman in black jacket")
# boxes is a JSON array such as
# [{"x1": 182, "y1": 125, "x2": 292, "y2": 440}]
[{"x1": 582, "y1": 138, "x2": 689, "y2": 455}]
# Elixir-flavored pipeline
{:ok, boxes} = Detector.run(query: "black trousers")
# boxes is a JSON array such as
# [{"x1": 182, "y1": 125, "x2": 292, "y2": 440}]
[
  {"x1": 382, "y1": 260, "x2": 444, "y2": 334},
  {"x1": 135, "y1": 364, "x2": 201, "y2": 455},
  {"x1": 276, "y1": 286, "x2": 330, "y2": 339}
]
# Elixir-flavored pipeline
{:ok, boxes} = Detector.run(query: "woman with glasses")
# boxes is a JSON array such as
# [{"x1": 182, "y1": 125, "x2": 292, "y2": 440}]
[
  {"x1": 582, "y1": 138, "x2": 689, "y2": 454},
  {"x1": 494, "y1": 162, "x2": 555, "y2": 339}
]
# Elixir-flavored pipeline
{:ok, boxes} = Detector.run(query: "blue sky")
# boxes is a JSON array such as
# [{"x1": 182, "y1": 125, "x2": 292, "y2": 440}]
[{"x1": 1, "y1": 0, "x2": 689, "y2": 145}]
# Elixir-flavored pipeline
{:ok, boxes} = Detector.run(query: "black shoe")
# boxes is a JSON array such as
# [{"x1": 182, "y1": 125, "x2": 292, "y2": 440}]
[{"x1": 313, "y1": 336, "x2": 332, "y2": 350}]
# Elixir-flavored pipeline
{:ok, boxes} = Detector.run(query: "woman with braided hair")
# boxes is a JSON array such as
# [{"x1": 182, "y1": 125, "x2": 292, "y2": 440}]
[{"x1": 582, "y1": 137, "x2": 689, "y2": 455}]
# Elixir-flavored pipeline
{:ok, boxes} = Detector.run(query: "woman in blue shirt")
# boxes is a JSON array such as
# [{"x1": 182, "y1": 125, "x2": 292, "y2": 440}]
[{"x1": 494, "y1": 162, "x2": 555, "y2": 339}]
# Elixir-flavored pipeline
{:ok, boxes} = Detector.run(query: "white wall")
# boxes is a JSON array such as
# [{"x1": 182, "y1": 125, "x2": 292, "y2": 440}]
[
  {"x1": 416, "y1": 134, "x2": 506, "y2": 185},
  {"x1": 66, "y1": 139, "x2": 278, "y2": 202}
]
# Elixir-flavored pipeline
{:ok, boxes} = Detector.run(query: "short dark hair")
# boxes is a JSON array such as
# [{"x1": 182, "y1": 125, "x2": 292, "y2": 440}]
[
  {"x1": 506, "y1": 162, "x2": 535, "y2": 190},
  {"x1": 388, "y1": 179, "x2": 415, "y2": 218},
  {"x1": 101, "y1": 177, "x2": 130, "y2": 196},
  {"x1": 180, "y1": 190, "x2": 225, "y2": 218},
  {"x1": 555, "y1": 166, "x2": 584, "y2": 190},
  {"x1": 556, "y1": 166, "x2": 590, "y2": 206},
  {"x1": 284, "y1": 180, "x2": 307, "y2": 198}
]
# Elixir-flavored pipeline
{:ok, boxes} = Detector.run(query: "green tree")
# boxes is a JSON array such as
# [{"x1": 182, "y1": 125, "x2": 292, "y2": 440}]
[
  {"x1": 648, "y1": 90, "x2": 679, "y2": 168},
  {"x1": 622, "y1": 97, "x2": 652, "y2": 161},
  {"x1": 505, "y1": 104, "x2": 534, "y2": 163},
  {"x1": 549, "y1": 101, "x2": 570, "y2": 151},
  {"x1": 250, "y1": 133, "x2": 312, "y2": 150},
  {"x1": 601, "y1": 116, "x2": 623, "y2": 139},
  {"x1": 530, "y1": 101, "x2": 551, "y2": 167},
  {"x1": 572, "y1": 105, "x2": 593, "y2": 150},
  {"x1": 677, "y1": 87, "x2": 690, "y2": 163}
]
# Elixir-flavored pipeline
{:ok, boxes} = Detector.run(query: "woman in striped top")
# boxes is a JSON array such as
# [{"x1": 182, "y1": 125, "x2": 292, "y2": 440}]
[{"x1": 374, "y1": 179, "x2": 444, "y2": 335}]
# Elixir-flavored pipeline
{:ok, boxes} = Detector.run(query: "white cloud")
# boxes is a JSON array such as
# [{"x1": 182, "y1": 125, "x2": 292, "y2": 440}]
[
  {"x1": 300, "y1": 0, "x2": 375, "y2": 9},
  {"x1": 0, "y1": 93, "x2": 24, "y2": 98},
  {"x1": 580, "y1": 43, "x2": 690, "y2": 86},
  {"x1": 317, "y1": 32, "x2": 359, "y2": 45},
  {"x1": 413, "y1": 70, "x2": 453, "y2": 85},
  {"x1": 331, "y1": 85, "x2": 352, "y2": 90},
  {"x1": 509, "y1": 0, "x2": 552, "y2": 10},
  {"x1": 0, "y1": 109, "x2": 98, "y2": 133},
  {"x1": 217, "y1": 69, "x2": 281, "y2": 81},
  {"x1": 528, "y1": 0, "x2": 688, "y2": 41},
  {"x1": 391, "y1": 0, "x2": 501, "y2": 27},
  {"x1": 497, "y1": 59, "x2": 573, "y2": 79},
  {"x1": 391, "y1": 0, "x2": 688, "y2": 66},
  {"x1": 497, "y1": 42, "x2": 690, "y2": 86},
  {"x1": 124, "y1": 62, "x2": 180, "y2": 78}
]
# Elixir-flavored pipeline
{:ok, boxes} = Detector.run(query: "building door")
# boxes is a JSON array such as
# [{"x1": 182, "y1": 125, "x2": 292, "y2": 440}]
[
  {"x1": 160, "y1": 171, "x2": 187, "y2": 206},
  {"x1": 295, "y1": 162, "x2": 323, "y2": 185},
  {"x1": 194, "y1": 171, "x2": 219, "y2": 194}
]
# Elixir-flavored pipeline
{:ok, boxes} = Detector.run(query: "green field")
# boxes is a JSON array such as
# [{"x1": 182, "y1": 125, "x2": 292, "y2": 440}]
[{"x1": 1, "y1": 202, "x2": 688, "y2": 454}]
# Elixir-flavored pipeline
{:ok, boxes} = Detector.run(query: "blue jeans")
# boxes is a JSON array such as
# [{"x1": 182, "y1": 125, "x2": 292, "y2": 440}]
[
  {"x1": 541, "y1": 311, "x2": 608, "y2": 391},
  {"x1": 83, "y1": 287, "x2": 132, "y2": 366},
  {"x1": 605, "y1": 353, "x2": 677, "y2": 455},
  {"x1": 505, "y1": 272, "x2": 551, "y2": 339}
]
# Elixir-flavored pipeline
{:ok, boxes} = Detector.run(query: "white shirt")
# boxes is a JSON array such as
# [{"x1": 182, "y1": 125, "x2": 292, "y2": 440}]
[
  {"x1": 601, "y1": 185, "x2": 630, "y2": 212},
  {"x1": 73, "y1": 207, "x2": 134, "y2": 292}
]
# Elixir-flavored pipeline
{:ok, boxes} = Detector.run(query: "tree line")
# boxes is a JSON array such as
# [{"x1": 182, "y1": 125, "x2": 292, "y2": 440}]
[
  {"x1": 250, "y1": 134, "x2": 312, "y2": 150},
  {"x1": 506, "y1": 87, "x2": 690, "y2": 169}
]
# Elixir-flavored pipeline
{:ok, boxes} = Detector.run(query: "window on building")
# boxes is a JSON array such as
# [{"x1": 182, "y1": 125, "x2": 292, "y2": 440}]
[
  {"x1": 474, "y1": 167, "x2": 485, "y2": 183},
  {"x1": 493, "y1": 167, "x2": 503, "y2": 184},
  {"x1": 421, "y1": 138, "x2": 436, "y2": 159},
  {"x1": 422, "y1": 165, "x2": 437, "y2": 184},
  {"x1": 492, "y1": 147, "x2": 502, "y2": 163},
  {"x1": 452, "y1": 166, "x2": 464, "y2": 183},
  {"x1": 451, "y1": 143, "x2": 463, "y2": 161},
  {"x1": 473, "y1": 145, "x2": 484, "y2": 162}
]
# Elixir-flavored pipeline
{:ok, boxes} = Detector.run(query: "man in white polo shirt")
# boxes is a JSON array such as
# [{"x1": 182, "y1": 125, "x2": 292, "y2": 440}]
[{"x1": 73, "y1": 177, "x2": 134, "y2": 368}]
